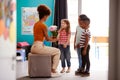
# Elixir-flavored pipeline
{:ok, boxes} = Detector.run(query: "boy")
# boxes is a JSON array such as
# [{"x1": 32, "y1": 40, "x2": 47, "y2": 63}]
[
  {"x1": 80, "y1": 17, "x2": 91, "y2": 76},
  {"x1": 74, "y1": 15, "x2": 91, "y2": 76},
  {"x1": 74, "y1": 14, "x2": 88, "y2": 74}
]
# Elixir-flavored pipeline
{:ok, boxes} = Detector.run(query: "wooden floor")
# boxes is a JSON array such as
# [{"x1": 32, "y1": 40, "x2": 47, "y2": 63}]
[
  {"x1": 16, "y1": 57, "x2": 108, "y2": 80},
  {"x1": 17, "y1": 42, "x2": 108, "y2": 80}
]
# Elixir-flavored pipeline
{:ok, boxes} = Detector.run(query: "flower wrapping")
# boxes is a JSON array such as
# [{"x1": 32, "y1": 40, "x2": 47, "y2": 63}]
[{"x1": 49, "y1": 25, "x2": 58, "y2": 38}]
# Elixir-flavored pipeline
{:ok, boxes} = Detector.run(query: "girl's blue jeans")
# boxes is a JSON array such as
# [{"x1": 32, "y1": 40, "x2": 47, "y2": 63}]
[{"x1": 58, "y1": 45, "x2": 71, "y2": 68}]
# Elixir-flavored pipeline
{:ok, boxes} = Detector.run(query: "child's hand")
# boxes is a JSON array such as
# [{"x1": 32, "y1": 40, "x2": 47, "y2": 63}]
[
  {"x1": 82, "y1": 49, "x2": 87, "y2": 55},
  {"x1": 63, "y1": 44, "x2": 67, "y2": 48},
  {"x1": 77, "y1": 44, "x2": 80, "y2": 48},
  {"x1": 74, "y1": 44, "x2": 77, "y2": 50}
]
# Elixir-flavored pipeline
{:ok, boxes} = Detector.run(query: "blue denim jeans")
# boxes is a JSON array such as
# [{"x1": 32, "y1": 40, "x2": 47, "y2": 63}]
[
  {"x1": 77, "y1": 48, "x2": 82, "y2": 69},
  {"x1": 58, "y1": 45, "x2": 71, "y2": 68}
]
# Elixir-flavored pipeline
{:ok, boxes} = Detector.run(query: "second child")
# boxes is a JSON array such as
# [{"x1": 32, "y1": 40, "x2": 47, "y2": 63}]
[
  {"x1": 75, "y1": 15, "x2": 91, "y2": 76},
  {"x1": 57, "y1": 19, "x2": 71, "y2": 73},
  {"x1": 74, "y1": 14, "x2": 88, "y2": 75},
  {"x1": 80, "y1": 17, "x2": 91, "y2": 76}
]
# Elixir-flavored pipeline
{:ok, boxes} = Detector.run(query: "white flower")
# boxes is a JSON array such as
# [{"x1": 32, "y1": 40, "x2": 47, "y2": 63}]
[{"x1": 49, "y1": 25, "x2": 57, "y2": 31}]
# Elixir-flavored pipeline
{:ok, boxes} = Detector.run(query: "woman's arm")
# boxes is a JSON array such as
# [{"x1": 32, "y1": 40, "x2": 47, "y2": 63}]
[{"x1": 43, "y1": 27, "x2": 57, "y2": 42}]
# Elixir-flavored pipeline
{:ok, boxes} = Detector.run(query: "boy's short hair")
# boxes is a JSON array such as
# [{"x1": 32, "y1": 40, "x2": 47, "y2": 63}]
[
  {"x1": 79, "y1": 14, "x2": 90, "y2": 24},
  {"x1": 79, "y1": 14, "x2": 88, "y2": 21},
  {"x1": 84, "y1": 17, "x2": 90, "y2": 24}
]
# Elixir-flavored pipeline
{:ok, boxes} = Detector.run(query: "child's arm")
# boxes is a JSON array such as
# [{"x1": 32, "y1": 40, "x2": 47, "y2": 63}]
[
  {"x1": 57, "y1": 29, "x2": 61, "y2": 40},
  {"x1": 82, "y1": 34, "x2": 89, "y2": 55},
  {"x1": 57, "y1": 34, "x2": 59, "y2": 40},
  {"x1": 74, "y1": 31, "x2": 77, "y2": 49},
  {"x1": 64, "y1": 31, "x2": 71, "y2": 48}
]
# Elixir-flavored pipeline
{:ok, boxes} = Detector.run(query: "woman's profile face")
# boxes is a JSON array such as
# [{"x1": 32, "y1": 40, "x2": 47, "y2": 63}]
[{"x1": 43, "y1": 15, "x2": 49, "y2": 21}]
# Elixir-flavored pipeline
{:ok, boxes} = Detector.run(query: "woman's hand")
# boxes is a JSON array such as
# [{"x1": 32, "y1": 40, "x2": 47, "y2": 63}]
[{"x1": 52, "y1": 38, "x2": 58, "y2": 42}]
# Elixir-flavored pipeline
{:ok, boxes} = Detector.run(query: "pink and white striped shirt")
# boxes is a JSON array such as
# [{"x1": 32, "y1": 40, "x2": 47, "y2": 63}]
[{"x1": 58, "y1": 30, "x2": 71, "y2": 45}]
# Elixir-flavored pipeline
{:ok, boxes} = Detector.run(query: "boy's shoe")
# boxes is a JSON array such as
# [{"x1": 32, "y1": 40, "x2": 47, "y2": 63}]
[
  {"x1": 75, "y1": 69, "x2": 83, "y2": 75},
  {"x1": 75, "y1": 69, "x2": 80, "y2": 75},
  {"x1": 81, "y1": 71, "x2": 90, "y2": 77}
]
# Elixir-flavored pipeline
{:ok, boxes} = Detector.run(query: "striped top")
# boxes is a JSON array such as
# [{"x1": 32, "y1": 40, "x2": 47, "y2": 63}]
[
  {"x1": 79, "y1": 29, "x2": 91, "y2": 48},
  {"x1": 58, "y1": 29, "x2": 71, "y2": 45}
]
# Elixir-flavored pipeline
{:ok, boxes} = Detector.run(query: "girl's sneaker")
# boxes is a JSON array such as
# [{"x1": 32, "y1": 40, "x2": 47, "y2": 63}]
[
  {"x1": 66, "y1": 68, "x2": 70, "y2": 73},
  {"x1": 60, "y1": 68, "x2": 65, "y2": 73}
]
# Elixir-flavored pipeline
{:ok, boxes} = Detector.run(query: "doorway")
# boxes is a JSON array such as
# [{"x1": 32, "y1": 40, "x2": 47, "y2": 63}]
[{"x1": 68, "y1": 0, "x2": 109, "y2": 76}]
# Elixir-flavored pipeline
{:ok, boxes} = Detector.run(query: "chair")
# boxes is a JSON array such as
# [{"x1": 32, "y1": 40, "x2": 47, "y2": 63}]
[{"x1": 28, "y1": 53, "x2": 51, "y2": 77}]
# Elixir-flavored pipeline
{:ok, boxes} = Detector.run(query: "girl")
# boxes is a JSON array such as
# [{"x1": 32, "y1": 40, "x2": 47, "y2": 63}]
[{"x1": 57, "y1": 19, "x2": 71, "y2": 73}]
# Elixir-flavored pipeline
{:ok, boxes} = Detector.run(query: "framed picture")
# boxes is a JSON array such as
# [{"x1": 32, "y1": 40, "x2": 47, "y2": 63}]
[{"x1": 21, "y1": 7, "x2": 39, "y2": 35}]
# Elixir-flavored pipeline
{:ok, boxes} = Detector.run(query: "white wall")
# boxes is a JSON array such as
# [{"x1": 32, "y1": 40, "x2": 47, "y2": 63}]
[{"x1": 81, "y1": 0, "x2": 109, "y2": 37}]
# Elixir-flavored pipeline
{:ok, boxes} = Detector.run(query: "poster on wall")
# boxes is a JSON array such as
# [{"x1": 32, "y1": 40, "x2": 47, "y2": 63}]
[{"x1": 21, "y1": 7, "x2": 39, "y2": 35}]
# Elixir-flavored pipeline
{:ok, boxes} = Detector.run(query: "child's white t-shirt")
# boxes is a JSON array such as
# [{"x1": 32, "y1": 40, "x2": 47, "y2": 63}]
[{"x1": 75, "y1": 26, "x2": 85, "y2": 46}]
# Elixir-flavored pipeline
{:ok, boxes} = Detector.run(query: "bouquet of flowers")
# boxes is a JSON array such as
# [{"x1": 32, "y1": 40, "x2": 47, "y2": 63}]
[
  {"x1": 49, "y1": 25, "x2": 58, "y2": 38},
  {"x1": 49, "y1": 25, "x2": 58, "y2": 47}
]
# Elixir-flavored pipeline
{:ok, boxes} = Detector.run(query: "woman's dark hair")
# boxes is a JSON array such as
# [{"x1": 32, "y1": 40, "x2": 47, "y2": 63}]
[{"x1": 37, "y1": 4, "x2": 51, "y2": 19}]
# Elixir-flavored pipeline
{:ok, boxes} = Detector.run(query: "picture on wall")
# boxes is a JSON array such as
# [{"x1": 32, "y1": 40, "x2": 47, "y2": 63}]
[{"x1": 21, "y1": 7, "x2": 39, "y2": 35}]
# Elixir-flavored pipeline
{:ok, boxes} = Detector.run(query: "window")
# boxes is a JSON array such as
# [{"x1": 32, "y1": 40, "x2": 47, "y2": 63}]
[{"x1": 68, "y1": 0, "x2": 78, "y2": 33}]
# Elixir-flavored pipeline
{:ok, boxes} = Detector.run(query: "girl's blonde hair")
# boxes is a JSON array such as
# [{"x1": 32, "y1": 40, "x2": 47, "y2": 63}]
[{"x1": 61, "y1": 19, "x2": 70, "y2": 34}]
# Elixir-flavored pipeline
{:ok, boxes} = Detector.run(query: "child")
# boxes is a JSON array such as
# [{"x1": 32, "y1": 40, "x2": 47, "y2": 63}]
[
  {"x1": 74, "y1": 14, "x2": 90, "y2": 75},
  {"x1": 57, "y1": 19, "x2": 71, "y2": 73},
  {"x1": 80, "y1": 17, "x2": 91, "y2": 76}
]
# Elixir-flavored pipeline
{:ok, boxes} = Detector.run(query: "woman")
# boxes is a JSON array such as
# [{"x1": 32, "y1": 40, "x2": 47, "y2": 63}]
[{"x1": 31, "y1": 4, "x2": 60, "y2": 73}]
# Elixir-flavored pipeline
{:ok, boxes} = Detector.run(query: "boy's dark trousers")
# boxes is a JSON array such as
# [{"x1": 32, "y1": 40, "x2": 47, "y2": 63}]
[{"x1": 81, "y1": 45, "x2": 90, "y2": 72}]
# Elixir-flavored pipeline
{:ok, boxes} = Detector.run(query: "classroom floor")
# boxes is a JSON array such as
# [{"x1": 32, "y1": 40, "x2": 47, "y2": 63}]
[
  {"x1": 16, "y1": 57, "x2": 108, "y2": 80},
  {"x1": 17, "y1": 34, "x2": 108, "y2": 80}
]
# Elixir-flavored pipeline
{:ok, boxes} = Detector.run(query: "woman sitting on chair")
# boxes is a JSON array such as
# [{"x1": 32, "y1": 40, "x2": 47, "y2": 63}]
[{"x1": 31, "y1": 4, "x2": 60, "y2": 73}]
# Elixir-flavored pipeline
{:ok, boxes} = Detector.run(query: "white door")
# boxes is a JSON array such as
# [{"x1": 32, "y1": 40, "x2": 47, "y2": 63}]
[{"x1": 0, "y1": 0, "x2": 16, "y2": 80}]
